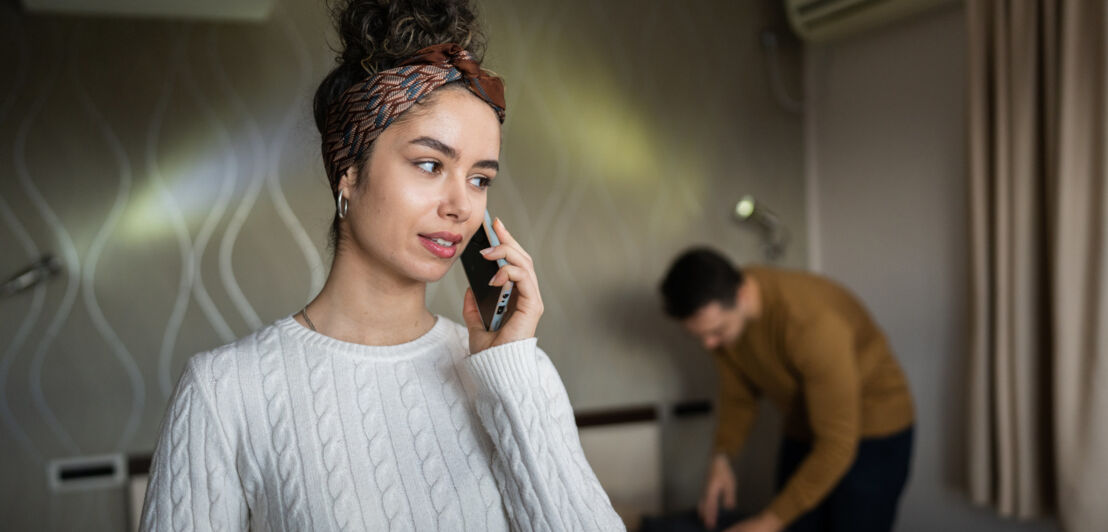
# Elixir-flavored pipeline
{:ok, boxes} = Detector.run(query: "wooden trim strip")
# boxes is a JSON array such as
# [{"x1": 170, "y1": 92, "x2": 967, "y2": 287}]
[
  {"x1": 672, "y1": 399, "x2": 713, "y2": 418},
  {"x1": 574, "y1": 405, "x2": 657, "y2": 428},
  {"x1": 128, "y1": 455, "x2": 152, "y2": 477},
  {"x1": 128, "y1": 401, "x2": 714, "y2": 476}
]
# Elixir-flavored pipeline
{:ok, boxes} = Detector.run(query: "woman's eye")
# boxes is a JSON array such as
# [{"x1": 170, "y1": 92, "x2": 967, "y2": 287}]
[
  {"x1": 416, "y1": 161, "x2": 440, "y2": 174},
  {"x1": 468, "y1": 175, "x2": 491, "y2": 189}
]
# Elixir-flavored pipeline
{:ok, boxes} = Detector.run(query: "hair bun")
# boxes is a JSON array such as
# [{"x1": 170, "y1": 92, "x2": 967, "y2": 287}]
[
  {"x1": 314, "y1": 0, "x2": 485, "y2": 134},
  {"x1": 333, "y1": 0, "x2": 484, "y2": 75}
]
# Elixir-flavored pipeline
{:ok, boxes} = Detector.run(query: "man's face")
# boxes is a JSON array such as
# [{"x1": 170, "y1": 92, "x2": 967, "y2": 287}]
[{"x1": 681, "y1": 300, "x2": 746, "y2": 351}]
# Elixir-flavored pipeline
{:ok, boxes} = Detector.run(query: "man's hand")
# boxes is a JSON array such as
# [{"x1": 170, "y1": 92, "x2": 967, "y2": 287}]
[
  {"x1": 724, "y1": 511, "x2": 784, "y2": 532},
  {"x1": 698, "y1": 453, "x2": 737, "y2": 529}
]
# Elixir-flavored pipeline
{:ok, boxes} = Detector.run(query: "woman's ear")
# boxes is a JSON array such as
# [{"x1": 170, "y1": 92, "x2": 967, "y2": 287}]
[{"x1": 338, "y1": 165, "x2": 359, "y2": 192}]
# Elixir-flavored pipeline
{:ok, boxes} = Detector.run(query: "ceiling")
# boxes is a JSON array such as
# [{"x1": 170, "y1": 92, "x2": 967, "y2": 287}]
[{"x1": 20, "y1": 0, "x2": 272, "y2": 21}]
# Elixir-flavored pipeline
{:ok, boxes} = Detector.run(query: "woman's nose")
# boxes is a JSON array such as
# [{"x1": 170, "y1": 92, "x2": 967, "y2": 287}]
[{"x1": 439, "y1": 174, "x2": 473, "y2": 222}]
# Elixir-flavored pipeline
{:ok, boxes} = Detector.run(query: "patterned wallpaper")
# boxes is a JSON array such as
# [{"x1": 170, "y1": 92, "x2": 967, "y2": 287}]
[{"x1": 0, "y1": 0, "x2": 803, "y2": 528}]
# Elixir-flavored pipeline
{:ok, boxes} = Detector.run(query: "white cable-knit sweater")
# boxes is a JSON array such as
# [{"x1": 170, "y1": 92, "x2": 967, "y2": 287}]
[{"x1": 139, "y1": 315, "x2": 624, "y2": 531}]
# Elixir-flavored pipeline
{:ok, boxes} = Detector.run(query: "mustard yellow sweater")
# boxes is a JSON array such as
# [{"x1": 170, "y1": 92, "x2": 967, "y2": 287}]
[{"x1": 712, "y1": 267, "x2": 914, "y2": 524}]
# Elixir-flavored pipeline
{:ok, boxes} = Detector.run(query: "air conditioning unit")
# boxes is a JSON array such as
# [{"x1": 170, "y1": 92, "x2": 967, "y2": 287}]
[
  {"x1": 20, "y1": 0, "x2": 273, "y2": 21},
  {"x1": 785, "y1": 0, "x2": 959, "y2": 43}
]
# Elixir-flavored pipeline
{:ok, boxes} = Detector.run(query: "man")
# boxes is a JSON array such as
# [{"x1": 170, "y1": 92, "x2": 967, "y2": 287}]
[{"x1": 659, "y1": 248, "x2": 914, "y2": 532}]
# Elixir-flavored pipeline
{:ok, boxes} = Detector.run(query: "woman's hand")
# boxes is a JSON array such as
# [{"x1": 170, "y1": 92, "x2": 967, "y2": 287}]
[{"x1": 462, "y1": 217, "x2": 544, "y2": 354}]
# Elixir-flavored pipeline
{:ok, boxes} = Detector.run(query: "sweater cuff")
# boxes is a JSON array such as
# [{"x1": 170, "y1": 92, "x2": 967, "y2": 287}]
[{"x1": 463, "y1": 337, "x2": 540, "y2": 398}]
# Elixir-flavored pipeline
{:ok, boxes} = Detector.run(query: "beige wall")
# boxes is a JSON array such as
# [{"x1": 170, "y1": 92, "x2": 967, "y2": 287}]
[
  {"x1": 807, "y1": 4, "x2": 1057, "y2": 532},
  {"x1": 0, "y1": 0, "x2": 804, "y2": 528}
]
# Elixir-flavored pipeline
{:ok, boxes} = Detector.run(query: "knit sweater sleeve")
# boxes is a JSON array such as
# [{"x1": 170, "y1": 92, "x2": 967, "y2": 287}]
[
  {"x1": 464, "y1": 338, "x2": 626, "y2": 531},
  {"x1": 140, "y1": 356, "x2": 249, "y2": 532},
  {"x1": 767, "y1": 316, "x2": 861, "y2": 525}
]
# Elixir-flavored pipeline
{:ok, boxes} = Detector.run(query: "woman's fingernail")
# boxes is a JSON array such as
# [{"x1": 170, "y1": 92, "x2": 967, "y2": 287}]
[{"x1": 479, "y1": 247, "x2": 493, "y2": 255}]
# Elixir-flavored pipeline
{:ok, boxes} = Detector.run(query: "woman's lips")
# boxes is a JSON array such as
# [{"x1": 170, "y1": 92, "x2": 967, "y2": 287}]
[{"x1": 418, "y1": 233, "x2": 462, "y2": 259}]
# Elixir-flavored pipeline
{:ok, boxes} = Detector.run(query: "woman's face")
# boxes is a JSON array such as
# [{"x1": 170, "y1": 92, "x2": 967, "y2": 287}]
[{"x1": 339, "y1": 87, "x2": 502, "y2": 285}]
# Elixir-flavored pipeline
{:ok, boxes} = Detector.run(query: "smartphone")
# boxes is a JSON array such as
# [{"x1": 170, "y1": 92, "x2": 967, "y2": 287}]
[{"x1": 460, "y1": 211, "x2": 517, "y2": 331}]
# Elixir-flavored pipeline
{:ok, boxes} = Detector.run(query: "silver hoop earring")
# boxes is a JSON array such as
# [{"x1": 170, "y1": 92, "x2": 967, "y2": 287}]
[{"x1": 337, "y1": 189, "x2": 349, "y2": 219}]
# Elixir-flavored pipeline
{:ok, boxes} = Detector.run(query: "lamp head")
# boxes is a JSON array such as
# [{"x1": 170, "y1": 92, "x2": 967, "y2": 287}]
[{"x1": 732, "y1": 195, "x2": 789, "y2": 261}]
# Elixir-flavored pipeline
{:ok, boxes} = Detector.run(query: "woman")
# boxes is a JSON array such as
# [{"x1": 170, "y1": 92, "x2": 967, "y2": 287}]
[{"x1": 139, "y1": 1, "x2": 624, "y2": 530}]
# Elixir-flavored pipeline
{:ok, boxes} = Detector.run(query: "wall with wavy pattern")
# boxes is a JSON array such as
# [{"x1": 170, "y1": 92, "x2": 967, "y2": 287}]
[{"x1": 0, "y1": 0, "x2": 804, "y2": 528}]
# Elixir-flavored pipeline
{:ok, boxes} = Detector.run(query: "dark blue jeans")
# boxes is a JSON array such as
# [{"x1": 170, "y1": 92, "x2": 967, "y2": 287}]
[{"x1": 777, "y1": 426, "x2": 914, "y2": 532}]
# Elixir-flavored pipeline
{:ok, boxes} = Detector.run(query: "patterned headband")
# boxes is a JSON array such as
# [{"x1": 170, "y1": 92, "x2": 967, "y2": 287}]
[{"x1": 321, "y1": 43, "x2": 507, "y2": 190}]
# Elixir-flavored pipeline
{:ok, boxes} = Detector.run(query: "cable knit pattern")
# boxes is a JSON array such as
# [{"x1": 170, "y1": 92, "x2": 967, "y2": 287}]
[
  {"x1": 397, "y1": 361, "x2": 464, "y2": 529},
  {"x1": 439, "y1": 335, "x2": 502, "y2": 527},
  {"x1": 257, "y1": 327, "x2": 312, "y2": 530},
  {"x1": 201, "y1": 360, "x2": 229, "y2": 532},
  {"x1": 504, "y1": 370, "x2": 575, "y2": 531},
  {"x1": 465, "y1": 338, "x2": 627, "y2": 532},
  {"x1": 140, "y1": 315, "x2": 624, "y2": 531},
  {"x1": 205, "y1": 348, "x2": 254, "y2": 530},
  {"x1": 539, "y1": 357, "x2": 618, "y2": 527},
  {"x1": 168, "y1": 385, "x2": 192, "y2": 532},
  {"x1": 306, "y1": 351, "x2": 358, "y2": 531},
  {"x1": 512, "y1": 372, "x2": 583, "y2": 531},
  {"x1": 142, "y1": 357, "x2": 249, "y2": 532},
  {"x1": 201, "y1": 414, "x2": 224, "y2": 531},
  {"x1": 481, "y1": 399, "x2": 554, "y2": 532},
  {"x1": 354, "y1": 361, "x2": 411, "y2": 530}
]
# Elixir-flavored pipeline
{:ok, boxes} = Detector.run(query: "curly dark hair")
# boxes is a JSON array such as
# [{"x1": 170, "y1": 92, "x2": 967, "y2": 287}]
[
  {"x1": 313, "y1": 0, "x2": 486, "y2": 136},
  {"x1": 313, "y1": 0, "x2": 487, "y2": 251}
]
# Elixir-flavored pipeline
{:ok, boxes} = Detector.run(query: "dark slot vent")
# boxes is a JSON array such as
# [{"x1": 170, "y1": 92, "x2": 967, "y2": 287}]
[
  {"x1": 48, "y1": 454, "x2": 126, "y2": 492},
  {"x1": 59, "y1": 463, "x2": 117, "y2": 481}
]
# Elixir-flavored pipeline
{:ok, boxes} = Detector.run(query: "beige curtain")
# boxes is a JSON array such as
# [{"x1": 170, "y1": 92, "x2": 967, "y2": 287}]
[{"x1": 967, "y1": 1, "x2": 1108, "y2": 530}]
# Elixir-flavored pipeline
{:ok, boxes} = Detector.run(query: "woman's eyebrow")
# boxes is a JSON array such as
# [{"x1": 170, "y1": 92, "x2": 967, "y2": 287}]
[
  {"x1": 410, "y1": 136, "x2": 457, "y2": 159},
  {"x1": 411, "y1": 136, "x2": 499, "y2": 171},
  {"x1": 474, "y1": 159, "x2": 499, "y2": 171}
]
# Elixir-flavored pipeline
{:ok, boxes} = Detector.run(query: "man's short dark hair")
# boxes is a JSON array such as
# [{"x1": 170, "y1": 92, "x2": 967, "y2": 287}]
[{"x1": 659, "y1": 248, "x2": 744, "y2": 319}]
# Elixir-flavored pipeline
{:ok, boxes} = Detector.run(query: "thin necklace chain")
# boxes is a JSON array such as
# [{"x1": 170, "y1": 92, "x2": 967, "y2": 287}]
[{"x1": 300, "y1": 307, "x2": 317, "y2": 332}]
